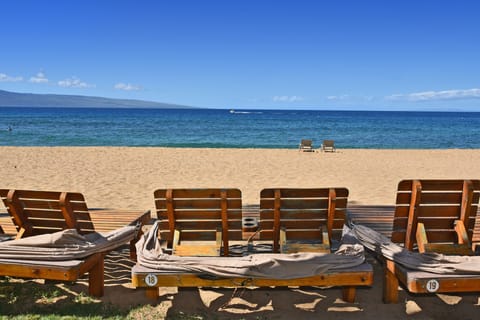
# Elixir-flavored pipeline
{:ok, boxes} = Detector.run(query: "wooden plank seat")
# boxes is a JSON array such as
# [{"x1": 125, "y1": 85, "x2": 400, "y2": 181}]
[
  {"x1": 0, "y1": 189, "x2": 151, "y2": 297},
  {"x1": 154, "y1": 188, "x2": 243, "y2": 256},
  {"x1": 384, "y1": 179, "x2": 480, "y2": 303}
]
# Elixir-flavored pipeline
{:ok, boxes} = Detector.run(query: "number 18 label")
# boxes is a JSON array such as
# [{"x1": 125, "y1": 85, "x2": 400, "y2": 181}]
[{"x1": 145, "y1": 273, "x2": 158, "y2": 287}]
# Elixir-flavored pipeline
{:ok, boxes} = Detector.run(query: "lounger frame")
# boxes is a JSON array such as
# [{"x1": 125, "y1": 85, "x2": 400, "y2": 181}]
[
  {"x1": 133, "y1": 187, "x2": 373, "y2": 303},
  {"x1": 0, "y1": 189, "x2": 151, "y2": 297},
  {"x1": 384, "y1": 179, "x2": 480, "y2": 303}
]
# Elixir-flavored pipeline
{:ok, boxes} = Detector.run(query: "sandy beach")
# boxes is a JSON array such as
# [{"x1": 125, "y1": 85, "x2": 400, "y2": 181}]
[
  {"x1": 2, "y1": 147, "x2": 480, "y2": 209},
  {"x1": 1, "y1": 146, "x2": 480, "y2": 319}
]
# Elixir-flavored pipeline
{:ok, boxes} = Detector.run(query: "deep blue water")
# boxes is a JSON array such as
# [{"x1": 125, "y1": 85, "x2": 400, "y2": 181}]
[{"x1": 1, "y1": 107, "x2": 480, "y2": 148}]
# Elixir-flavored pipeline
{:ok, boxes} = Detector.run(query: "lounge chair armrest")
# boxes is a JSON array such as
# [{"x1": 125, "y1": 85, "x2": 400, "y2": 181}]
[
  {"x1": 416, "y1": 222, "x2": 428, "y2": 253},
  {"x1": 454, "y1": 220, "x2": 470, "y2": 246}
]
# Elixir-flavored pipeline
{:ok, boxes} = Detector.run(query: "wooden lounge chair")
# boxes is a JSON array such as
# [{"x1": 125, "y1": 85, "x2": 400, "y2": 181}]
[
  {"x1": 0, "y1": 189, "x2": 150, "y2": 256},
  {"x1": 321, "y1": 140, "x2": 336, "y2": 152},
  {"x1": 256, "y1": 187, "x2": 372, "y2": 302},
  {"x1": 154, "y1": 188, "x2": 243, "y2": 256},
  {"x1": 384, "y1": 179, "x2": 480, "y2": 303},
  {"x1": 132, "y1": 187, "x2": 373, "y2": 303},
  {"x1": 0, "y1": 189, "x2": 151, "y2": 297},
  {"x1": 298, "y1": 139, "x2": 314, "y2": 152}
]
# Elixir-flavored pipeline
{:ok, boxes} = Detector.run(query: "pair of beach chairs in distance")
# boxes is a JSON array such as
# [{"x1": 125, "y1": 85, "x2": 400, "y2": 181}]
[
  {"x1": 133, "y1": 180, "x2": 480, "y2": 304},
  {"x1": 0, "y1": 189, "x2": 151, "y2": 297},
  {"x1": 299, "y1": 139, "x2": 336, "y2": 152}
]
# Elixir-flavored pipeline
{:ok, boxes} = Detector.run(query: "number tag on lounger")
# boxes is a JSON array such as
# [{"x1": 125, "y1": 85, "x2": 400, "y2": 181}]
[
  {"x1": 426, "y1": 279, "x2": 440, "y2": 292},
  {"x1": 145, "y1": 274, "x2": 158, "y2": 287}
]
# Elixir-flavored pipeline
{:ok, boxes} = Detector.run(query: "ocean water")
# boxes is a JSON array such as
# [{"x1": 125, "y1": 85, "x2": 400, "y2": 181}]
[{"x1": 1, "y1": 107, "x2": 480, "y2": 149}]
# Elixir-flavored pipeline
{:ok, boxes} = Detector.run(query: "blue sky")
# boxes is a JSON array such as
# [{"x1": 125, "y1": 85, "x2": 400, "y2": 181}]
[{"x1": 1, "y1": 0, "x2": 480, "y2": 110}]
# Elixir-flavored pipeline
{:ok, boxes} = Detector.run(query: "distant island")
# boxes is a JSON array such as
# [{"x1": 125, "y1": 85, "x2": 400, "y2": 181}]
[{"x1": 0, "y1": 89, "x2": 193, "y2": 109}]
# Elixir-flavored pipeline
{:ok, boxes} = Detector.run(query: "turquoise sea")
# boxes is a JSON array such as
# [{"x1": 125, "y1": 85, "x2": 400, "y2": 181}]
[{"x1": 1, "y1": 107, "x2": 479, "y2": 149}]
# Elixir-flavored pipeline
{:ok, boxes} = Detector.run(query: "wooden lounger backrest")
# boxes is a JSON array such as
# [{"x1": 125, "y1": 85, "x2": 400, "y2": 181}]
[
  {"x1": 259, "y1": 188, "x2": 349, "y2": 252},
  {"x1": 154, "y1": 188, "x2": 243, "y2": 249},
  {"x1": 0, "y1": 189, "x2": 95, "y2": 237},
  {"x1": 391, "y1": 180, "x2": 480, "y2": 250},
  {"x1": 323, "y1": 140, "x2": 334, "y2": 147},
  {"x1": 301, "y1": 139, "x2": 312, "y2": 146}
]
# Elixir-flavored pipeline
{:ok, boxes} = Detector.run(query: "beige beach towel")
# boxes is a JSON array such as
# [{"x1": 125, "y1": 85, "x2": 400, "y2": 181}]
[
  {"x1": 135, "y1": 221, "x2": 366, "y2": 279},
  {"x1": 346, "y1": 224, "x2": 480, "y2": 274},
  {"x1": 0, "y1": 225, "x2": 136, "y2": 261}
]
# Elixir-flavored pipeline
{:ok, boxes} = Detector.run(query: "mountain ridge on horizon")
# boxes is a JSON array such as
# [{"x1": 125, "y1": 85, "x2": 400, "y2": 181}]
[{"x1": 0, "y1": 89, "x2": 193, "y2": 109}]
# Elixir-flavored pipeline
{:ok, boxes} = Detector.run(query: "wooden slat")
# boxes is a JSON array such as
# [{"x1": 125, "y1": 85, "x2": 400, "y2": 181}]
[
  {"x1": 260, "y1": 198, "x2": 348, "y2": 210},
  {"x1": 0, "y1": 189, "x2": 85, "y2": 202},
  {"x1": 397, "y1": 180, "x2": 480, "y2": 192},
  {"x1": 159, "y1": 220, "x2": 242, "y2": 231},
  {"x1": 157, "y1": 209, "x2": 242, "y2": 220},
  {"x1": 392, "y1": 230, "x2": 473, "y2": 244},
  {"x1": 393, "y1": 217, "x2": 475, "y2": 230},
  {"x1": 259, "y1": 219, "x2": 345, "y2": 230},
  {"x1": 21, "y1": 209, "x2": 92, "y2": 221},
  {"x1": 260, "y1": 188, "x2": 349, "y2": 199},
  {"x1": 259, "y1": 229, "x2": 343, "y2": 241},
  {"x1": 6, "y1": 198, "x2": 89, "y2": 212},
  {"x1": 154, "y1": 188, "x2": 241, "y2": 199},
  {"x1": 396, "y1": 192, "x2": 480, "y2": 205},
  {"x1": 155, "y1": 199, "x2": 242, "y2": 210},
  {"x1": 394, "y1": 205, "x2": 477, "y2": 218},
  {"x1": 259, "y1": 208, "x2": 346, "y2": 220},
  {"x1": 160, "y1": 230, "x2": 243, "y2": 241}
]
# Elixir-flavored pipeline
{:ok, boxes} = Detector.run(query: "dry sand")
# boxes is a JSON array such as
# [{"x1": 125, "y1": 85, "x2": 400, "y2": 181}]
[{"x1": 1, "y1": 146, "x2": 480, "y2": 319}]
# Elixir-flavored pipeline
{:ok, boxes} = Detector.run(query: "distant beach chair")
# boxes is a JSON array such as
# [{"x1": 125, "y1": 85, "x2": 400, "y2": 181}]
[
  {"x1": 383, "y1": 179, "x2": 480, "y2": 303},
  {"x1": 153, "y1": 188, "x2": 243, "y2": 256},
  {"x1": 0, "y1": 189, "x2": 151, "y2": 296},
  {"x1": 298, "y1": 139, "x2": 314, "y2": 152},
  {"x1": 321, "y1": 140, "x2": 336, "y2": 152}
]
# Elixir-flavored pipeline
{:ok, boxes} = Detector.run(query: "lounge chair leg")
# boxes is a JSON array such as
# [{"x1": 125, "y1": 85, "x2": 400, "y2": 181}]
[
  {"x1": 383, "y1": 260, "x2": 399, "y2": 303},
  {"x1": 146, "y1": 287, "x2": 159, "y2": 300},
  {"x1": 88, "y1": 255, "x2": 104, "y2": 297},
  {"x1": 130, "y1": 240, "x2": 137, "y2": 261},
  {"x1": 342, "y1": 286, "x2": 356, "y2": 303}
]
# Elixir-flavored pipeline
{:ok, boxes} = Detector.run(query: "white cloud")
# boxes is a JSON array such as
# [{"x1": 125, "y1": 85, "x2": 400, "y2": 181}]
[
  {"x1": 29, "y1": 71, "x2": 48, "y2": 83},
  {"x1": 326, "y1": 95, "x2": 349, "y2": 101},
  {"x1": 273, "y1": 95, "x2": 304, "y2": 102},
  {"x1": 30, "y1": 72, "x2": 48, "y2": 83},
  {"x1": 0, "y1": 73, "x2": 23, "y2": 82},
  {"x1": 386, "y1": 88, "x2": 480, "y2": 101},
  {"x1": 114, "y1": 83, "x2": 142, "y2": 91},
  {"x1": 58, "y1": 77, "x2": 94, "y2": 88}
]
